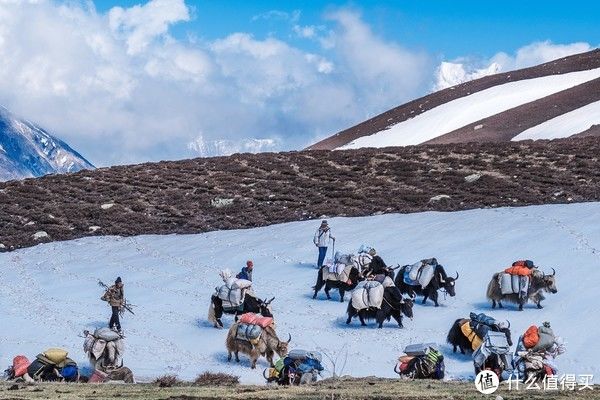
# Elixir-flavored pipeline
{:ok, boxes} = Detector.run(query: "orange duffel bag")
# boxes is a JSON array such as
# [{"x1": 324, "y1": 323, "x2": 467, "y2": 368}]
[
  {"x1": 12, "y1": 356, "x2": 31, "y2": 377},
  {"x1": 523, "y1": 325, "x2": 540, "y2": 349},
  {"x1": 239, "y1": 313, "x2": 274, "y2": 328}
]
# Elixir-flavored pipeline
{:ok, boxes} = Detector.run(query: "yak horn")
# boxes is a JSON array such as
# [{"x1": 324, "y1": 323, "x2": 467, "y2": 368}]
[
  {"x1": 267, "y1": 297, "x2": 275, "y2": 304},
  {"x1": 507, "y1": 320, "x2": 511, "y2": 329},
  {"x1": 394, "y1": 364, "x2": 400, "y2": 375},
  {"x1": 551, "y1": 267, "x2": 556, "y2": 276},
  {"x1": 287, "y1": 333, "x2": 292, "y2": 343},
  {"x1": 455, "y1": 271, "x2": 459, "y2": 280}
]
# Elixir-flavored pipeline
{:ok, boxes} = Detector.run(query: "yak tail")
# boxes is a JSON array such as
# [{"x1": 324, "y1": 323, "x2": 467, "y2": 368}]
[
  {"x1": 486, "y1": 273, "x2": 501, "y2": 300},
  {"x1": 446, "y1": 319, "x2": 462, "y2": 344},
  {"x1": 208, "y1": 301, "x2": 217, "y2": 325}
]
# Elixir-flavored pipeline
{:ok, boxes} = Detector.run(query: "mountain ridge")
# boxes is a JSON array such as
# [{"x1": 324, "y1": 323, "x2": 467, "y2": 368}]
[{"x1": 0, "y1": 106, "x2": 94, "y2": 181}]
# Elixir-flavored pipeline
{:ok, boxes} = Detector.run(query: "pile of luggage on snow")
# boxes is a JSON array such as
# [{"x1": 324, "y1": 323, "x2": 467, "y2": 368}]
[
  {"x1": 3, "y1": 348, "x2": 79, "y2": 382},
  {"x1": 264, "y1": 349, "x2": 324, "y2": 385},
  {"x1": 513, "y1": 322, "x2": 565, "y2": 382},
  {"x1": 395, "y1": 343, "x2": 445, "y2": 379}
]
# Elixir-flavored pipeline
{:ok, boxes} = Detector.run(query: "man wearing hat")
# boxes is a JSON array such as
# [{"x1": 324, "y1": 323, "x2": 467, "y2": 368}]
[
  {"x1": 313, "y1": 220, "x2": 335, "y2": 268},
  {"x1": 101, "y1": 277, "x2": 125, "y2": 333},
  {"x1": 236, "y1": 260, "x2": 254, "y2": 281}
]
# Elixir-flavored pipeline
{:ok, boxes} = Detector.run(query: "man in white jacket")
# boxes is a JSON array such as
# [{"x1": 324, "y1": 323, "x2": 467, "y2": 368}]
[{"x1": 314, "y1": 220, "x2": 335, "y2": 268}]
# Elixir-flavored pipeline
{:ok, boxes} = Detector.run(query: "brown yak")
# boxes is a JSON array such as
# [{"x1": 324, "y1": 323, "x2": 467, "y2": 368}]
[
  {"x1": 486, "y1": 268, "x2": 557, "y2": 311},
  {"x1": 225, "y1": 323, "x2": 291, "y2": 369}
]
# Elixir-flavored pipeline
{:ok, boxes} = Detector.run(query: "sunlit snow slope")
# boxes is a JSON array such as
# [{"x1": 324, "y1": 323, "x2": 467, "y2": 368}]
[
  {"x1": 339, "y1": 68, "x2": 600, "y2": 149},
  {"x1": 1, "y1": 203, "x2": 599, "y2": 383}
]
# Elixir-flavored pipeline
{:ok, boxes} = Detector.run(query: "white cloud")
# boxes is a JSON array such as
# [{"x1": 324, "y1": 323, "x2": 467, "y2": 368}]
[
  {"x1": 108, "y1": 0, "x2": 190, "y2": 55},
  {"x1": 6, "y1": 3, "x2": 589, "y2": 166}
]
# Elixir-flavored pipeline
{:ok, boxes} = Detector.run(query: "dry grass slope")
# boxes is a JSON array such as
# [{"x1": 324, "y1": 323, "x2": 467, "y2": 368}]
[
  {"x1": 0, "y1": 379, "x2": 597, "y2": 400},
  {"x1": 1, "y1": 138, "x2": 600, "y2": 252}
]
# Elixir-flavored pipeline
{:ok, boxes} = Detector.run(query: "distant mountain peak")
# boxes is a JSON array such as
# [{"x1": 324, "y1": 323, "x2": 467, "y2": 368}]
[{"x1": 0, "y1": 106, "x2": 94, "y2": 181}]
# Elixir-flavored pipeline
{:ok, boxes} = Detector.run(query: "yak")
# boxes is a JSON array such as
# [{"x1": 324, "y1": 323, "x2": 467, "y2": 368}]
[
  {"x1": 209, "y1": 295, "x2": 274, "y2": 328},
  {"x1": 226, "y1": 323, "x2": 291, "y2": 369},
  {"x1": 313, "y1": 265, "x2": 361, "y2": 302},
  {"x1": 346, "y1": 286, "x2": 415, "y2": 328},
  {"x1": 486, "y1": 268, "x2": 557, "y2": 311},
  {"x1": 446, "y1": 318, "x2": 513, "y2": 354},
  {"x1": 395, "y1": 264, "x2": 459, "y2": 307}
]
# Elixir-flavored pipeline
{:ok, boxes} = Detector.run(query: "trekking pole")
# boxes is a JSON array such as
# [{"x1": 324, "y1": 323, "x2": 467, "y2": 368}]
[{"x1": 331, "y1": 238, "x2": 335, "y2": 262}]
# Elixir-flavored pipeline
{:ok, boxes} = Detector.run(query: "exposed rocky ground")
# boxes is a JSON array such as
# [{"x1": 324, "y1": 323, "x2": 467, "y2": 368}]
[{"x1": 1, "y1": 137, "x2": 599, "y2": 252}]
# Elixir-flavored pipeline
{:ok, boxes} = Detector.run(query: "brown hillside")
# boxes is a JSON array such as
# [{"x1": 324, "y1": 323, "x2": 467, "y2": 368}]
[
  {"x1": 307, "y1": 49, "x2": 600, "y2": 150},
  {"x1": 425, "y1": 77, "x2": 600, "y2": 144},
  {"x1": 1, "y1": 138, "x2": 600, "y2": 252}
]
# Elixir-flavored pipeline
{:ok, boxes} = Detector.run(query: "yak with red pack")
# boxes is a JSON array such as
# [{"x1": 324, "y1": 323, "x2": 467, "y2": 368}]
[{"x1": 486, "y1": 260, "x2": 558, "y2": 311}]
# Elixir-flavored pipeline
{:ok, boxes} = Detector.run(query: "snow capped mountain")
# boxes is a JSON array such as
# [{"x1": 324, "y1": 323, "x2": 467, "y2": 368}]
[
  {"x1": 188, "y1": 135, "x2": 278, "y2": 157},
  {"x1": 308, "y1": 49, "x2": 600, "y2": 150},
  {"x1": 434, "y1": 61, "x2": 501, "y2": 91},
  {"x1": 0, "y1": 106, "x2": 94, "y2": 181}
]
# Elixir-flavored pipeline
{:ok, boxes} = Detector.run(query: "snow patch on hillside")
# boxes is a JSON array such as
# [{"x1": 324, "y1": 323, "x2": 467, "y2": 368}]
[
  {"x1": 512, "y1": 100, "x2": 600, "y2": 141},
  {"x1": 339, "y1": 68, "x2": 600, "y2": 149},
  {"x1": 0, "y1": 203, "x2": 599, "y2": 383}
]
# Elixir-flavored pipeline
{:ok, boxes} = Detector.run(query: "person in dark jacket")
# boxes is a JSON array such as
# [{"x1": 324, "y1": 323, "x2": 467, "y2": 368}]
[
  {"x1": 368, "y1": 249, "x2": 389, "y2": 276},
  {"x1": 101, "y1": 277, "x2": 124, "y2": 333},
  {"x1": 236, "y1": 260, "x2": 254, "y2": 281}
]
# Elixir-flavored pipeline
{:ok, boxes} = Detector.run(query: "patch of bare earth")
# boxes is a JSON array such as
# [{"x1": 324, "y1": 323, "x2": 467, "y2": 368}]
[{"x1": 1, "y1": 138, "x2": 600, "y2": 252}]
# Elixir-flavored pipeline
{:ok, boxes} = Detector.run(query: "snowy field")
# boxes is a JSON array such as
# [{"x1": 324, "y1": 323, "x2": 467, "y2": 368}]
[
  {"x1": 339, "y1": 68, "x2": 600, "y2": 148},
  {"x1": 1, "y1": 202, "x2": 599, "y2": 383}
]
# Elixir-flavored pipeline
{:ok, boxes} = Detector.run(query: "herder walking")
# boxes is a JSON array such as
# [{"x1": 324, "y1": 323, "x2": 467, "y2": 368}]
[
  {"x1": 101, "y1": 276, "x2": 125, "y2": 334},
  {"x1": 313, "y1": 220, "x2": 335, "y2": 268}
]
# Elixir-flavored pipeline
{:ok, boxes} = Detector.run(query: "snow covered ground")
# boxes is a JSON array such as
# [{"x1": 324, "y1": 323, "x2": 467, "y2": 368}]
[
  {"x1": 512, "y1": 100, "x2": 600, "y2": 141},
  {"x1": 1, "y1": 202, "x2": 599, "y2": 383},
  {"x1": 339, "y1": 68, "x2": 600, "y2": 149}
]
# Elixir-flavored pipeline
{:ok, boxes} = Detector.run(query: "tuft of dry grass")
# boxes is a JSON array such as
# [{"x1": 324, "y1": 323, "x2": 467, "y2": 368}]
[
  {"x1": 154, "y1": 374, "x2": 182, "y2": 388},
  {"x1": 194, "y1": 371, "x2": 239, "y2": 386}
]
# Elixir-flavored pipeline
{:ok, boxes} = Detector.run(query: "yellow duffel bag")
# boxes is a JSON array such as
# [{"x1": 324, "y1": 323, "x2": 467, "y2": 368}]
[
  {"x1": 43, "y1": 348, "x2": 68, "y2": 365},
  {"x1": 460, "y1": 322, "x2": 483, "y2": 351}
]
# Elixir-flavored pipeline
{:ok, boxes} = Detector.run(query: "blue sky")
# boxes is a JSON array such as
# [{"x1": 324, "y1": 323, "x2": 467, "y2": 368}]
[
  {"x1": 94, "y1": 0, "x2": 600, "y2": 59},
  {"x1": 0, "y1": 0, "x2": 598, "y2": 166}
]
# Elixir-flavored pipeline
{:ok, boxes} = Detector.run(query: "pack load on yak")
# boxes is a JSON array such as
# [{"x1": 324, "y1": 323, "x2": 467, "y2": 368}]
[
  {"x1": 473, "y1": 330, "x2": 514, "y2": 381},
  {"x1": 513, "y1": 322, "x2": 566, "y2": 382},
  {"x1": 238, "y1": 312, "x2": 274, "y2": 328},
  {"x1": 215, "y1": 269, "x2": 253, "y2": 309},
  {"x1": 487, "y1": 263, "x2": 557, "y2": 311},
  {"x1": 354, "y1": 245, "x2": 374, "y2": 274},
  {"x1": 396, "y1": 259, "x2": 458, "y2": 307},
  {"x1": 394, "y1": 344, "x2": 444, "y2": 380},
  {"x1": 447, "y1": 312, "x2": 512, "y2": 354},
  {"x1": 4, "y1": 349, "x2": 80, "y2": 382},
  {"x1": 500, "y1": 260, "x2": 536, "y2": 298},
  {"x1": 321, "y1": 252, "x2": 354, "y2": 283},
  {"x1": 403, "y1": 258, "x2": 437, "y2": 288},
  {"x1": 350, "y1": 280, "x2": 385, "y2": 310},
  {"x1": 234, "y1": 312, "x2": 275, "y2": 344},
  {"x1": 83, "y1": 328, "x2": 125, "y2": 371},
  {"x1": 264, "y1": 349, "x2": 324, "y2": 385}
]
